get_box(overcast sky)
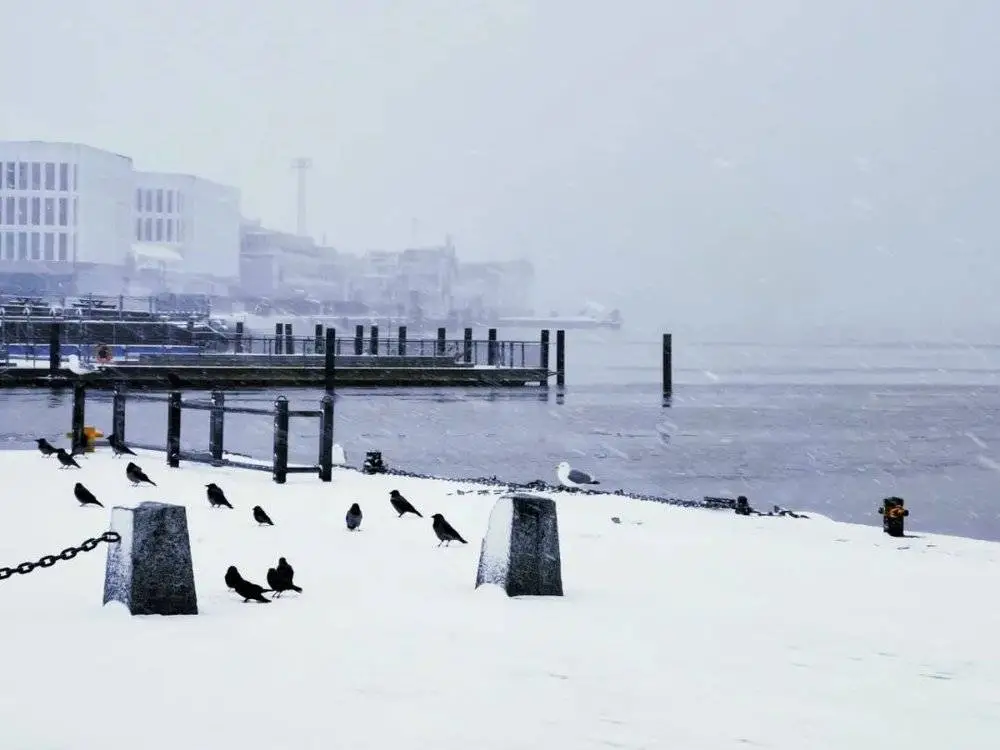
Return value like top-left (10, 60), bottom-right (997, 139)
top-left (5, 0), bottom-right (998, 339)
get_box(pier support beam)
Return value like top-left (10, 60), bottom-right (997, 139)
top-left (398, 326), bottom-right (407, 356)
top-left (463, 328), bottom-right (473, 364)
top-left (437, 327), bottom-right (446, 357)
top-left (487, 328), bottom-right (497, 366)
top-left (319, 393), bottom-right (334, 483)
top-left (662, 333), bottom-right (673, 407)
top-left (273, 396), bottom-right (289, 485)
top-left (354, 325), bottom-right (364, 356)
top-left (71, 383), bottom-right (86, 454)
top-left (540, 329), bottom-right (550, 385)
top-left (555, 329), bottom-right (566, 390)
top-left (324, 328), bottom-right (336, 394)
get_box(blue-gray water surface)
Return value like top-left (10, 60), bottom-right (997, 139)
top-left (3, 330), bottom-right (999, 542)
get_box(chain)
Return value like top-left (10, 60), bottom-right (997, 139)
top-left (0, 531), bottom-right (121, 582)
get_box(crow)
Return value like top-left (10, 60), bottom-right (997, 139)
top-left (224, 565), bottom-right (244, 590)
top-left (106, 432), bottom-right (136, 457)
top-left (389, 490), bottom-right (422, 518)
top-left (231, 575), bottom-right (271, 603)
top-left (55, 448), bottom-right (81, 469)
top-left (276, 557), bottom-right (295, 584)
top-left (252, 505), bottom-right (274, 526)
top-left (345, 502), bottom-right (362, 531)
top-left (431, 513), bottom-right (468, 547)
top-left (206, 483), bottom-right (233, 509)
top-left (36, 438), bottom-right (57, 457)
top-left (266, 566), bottom-right (302, 597)
top-left (126, 462), bottom-right (156, 486)
top-left (74, 482), bottom-right (102, 507)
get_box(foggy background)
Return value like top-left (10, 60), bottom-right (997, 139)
top-left (5, 0), bottom-right (998, 341)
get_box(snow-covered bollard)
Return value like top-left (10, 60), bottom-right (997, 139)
top-left (475, 493), bottom-right (563, 597)
top-left (103, 502), bottom-right (198, 615)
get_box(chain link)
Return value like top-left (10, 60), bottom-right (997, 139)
top-left (0, 531), bottom-right (121, 582)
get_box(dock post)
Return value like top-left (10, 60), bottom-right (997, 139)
top-left (555, 329), bottom-right (566, 390)
top-left (370, 325), bottom-right (379, 355)
top-left (463, 328), bottom-right (473, 364)
top-left (284, 323), bottom-right (294, 355)
top-left (71, 383), bottom-right (86, 454)
top-left (324, 328), bottom-right (336, 394)
top-left (437, 327), bottom-right (446, 356)
top-left (272, 396), bottom-right (289, 485)
top-left (487, 328), bottom-right (497, 366)
top-left (398, 325), bottom-right (407, 356)
top-left (166, 391), bottom-right (182, 468)
top-left (354, 324), bottom-right (364, 356)
top-left (314, 323), bottom-right (324, 354)
top-left (48, 321), bottom-right (61, 373)
top-left (209, 391), bottom-right (225, 463)
top-left (112, 386), bottom-right (127, 443)
top-left (540, 329), bottom-right (551, 385)
top-left (319, 393), bottom-right (334, 483)
top-left (274, 323), bottom-right (284, 355)
top-left (234, 321), bottom-right (244, 353)
top-left (662, 333), bottom-right (673, 407)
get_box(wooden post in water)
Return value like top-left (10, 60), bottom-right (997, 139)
top-left (274, 323), bottom-right (284, 355)
top-left (234, 321), bottom-right (244, 353)
top-left (112, 386), bottom-right (127, 442)
top-left (319, 393), bottom-right (334, 483)
top-left (48, 322), bottom-right (61, 373)
top-left (272, 396), bottom-right (290, 485)
top-left (166, 391), bottom-right (182, 468)
top-left (398, 326), bottom-right (407, 356)
top-left (354, 325), bottom-right (364, 356)
top-left (555, 329), bottom-right (566, 390)
top-left (71, 383), bottom-right (86, 454)
top-left (662, 333), bottom-right (673, 407)
top-left (284, 323), bottom-right (294, 355)
top-left (324, 328), bottom-right (336, 394)
top-left (437, 327), bottom-right (447, 356)
top-left (487, 328), bottom-right (497, 366)
top-left (314, 323), bottom-right (324, 354)
top-left (370, 325), bottom-right (379, 356)
top-left (540, 329), bottom-right (550, 387)
top-left (209, 391), bottom-right (225, 462)
top-left (463, 328), bottom-right (473, 364)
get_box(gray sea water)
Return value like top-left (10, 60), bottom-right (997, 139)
top-left (3, 329), bottom-right (1000, 542)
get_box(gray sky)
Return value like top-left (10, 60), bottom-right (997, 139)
top-left (5, 0), bottom-right (999, 339)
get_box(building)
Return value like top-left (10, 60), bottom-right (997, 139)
top-left (453, 259), bottom-right (534, 318)
top-left (239, 221), bottom-right (345, 303)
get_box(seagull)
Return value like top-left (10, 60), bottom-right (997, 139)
top-left (556, 461), bottom-right (600, 489)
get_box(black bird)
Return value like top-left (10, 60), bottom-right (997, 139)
top-left (36, 438), bottom-right (57, 457)
top-left (266, 566), bottom-right (303, 597)
top-left (252, 505), bottom-right (274, 526)
top-left (345, 502), bottom-right (362, 531)
top-left (276, 557), bottom-right (295, 584)
top-left (389, 490), bottom-right (422, 518)
top-left (225, 565), bottom-right (244, 590)
top-left (74, 482), bottom-right (102, 507)
top-left (431, 513), bottom-right (468, 547)
top-left (231, 576), bottom-right (271, 603)
top-left (55, 448), bottom-right (81, 469)
top-left (106, 432), bottom-right (136, 458)
top-left (206, 483), bottom-right (233, 509)
top-left (126, 462), bottom-right (157, 486)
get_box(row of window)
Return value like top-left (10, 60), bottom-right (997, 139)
top-left (136, 188), bottom-right (184, 214)
top-left (0, 161), bottom-right (76, 192)
top-left (0, 196), bottom-right (73, 227)
top-left (0, 231), bottom-right (71, 262)
top-left (136, 216), bottom-right (184, 243)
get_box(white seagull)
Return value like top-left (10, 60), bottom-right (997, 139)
top-left (557, 461), bottom-right (600, 489)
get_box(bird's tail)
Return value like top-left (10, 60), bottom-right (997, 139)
top-left (148, 480), bottom-right (158, 486)
top-left (290, 585), bottom-right (303, 593)
top-left (414, 510), bottom-right (423, 518)
top-left (590, 480), bottom-right (601, 485)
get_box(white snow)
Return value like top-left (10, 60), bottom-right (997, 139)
top-left (2, 448), bottom-right (1000, 748)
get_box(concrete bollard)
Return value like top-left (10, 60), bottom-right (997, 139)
top-left (475, 493), bottom-right (563, 597)
top-left (103, 502), bottom-right (198, 615)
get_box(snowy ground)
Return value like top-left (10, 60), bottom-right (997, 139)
top-left (2, 448), bottom-right (999, 749)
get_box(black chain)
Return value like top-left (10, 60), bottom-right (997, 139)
top-left (0, 531), bottom-right (121, 582)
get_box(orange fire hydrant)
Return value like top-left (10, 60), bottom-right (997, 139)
top-left (65, 426), bottom-right (104, 453)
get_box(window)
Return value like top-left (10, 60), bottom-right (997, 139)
top-left (136, 189), bottom-right (142, 212)
top-left (72, 233), bottom-right (77, 258)
top-left (156, 189), bottom-right (163, 213)
top-left (72, 197), bottom-right (77, 226)
top-left (166, 191), bottom-right (174, 213)
top-left (18, 163), bottom-right (28, 189)
top-left (44, 198), bottom-right (54, 226)
top-left (44, 233), bottom-right (54, 261)
top-left (58, 198), bottom-right (67, 226)
top-left (166, 219), bottom-right (173, 241)
top-left (72, 163), bottom-right (78, 190)
top-left (178, 220), bottom-right (184, 242)
top-left (144, 190), bottom-right (152, 212)
top-left (155, 218), bottom-right (163, 241)
top-left (135, 218), bottom-right (142, 240)
top-left (18, 231), bottom-right (27, 259)
top-left (44, 163), bottom-right (55, 190)
top-left (30, 197), bottom-right (41, 225)
top-left (59, 163), bottom-right (69, 191)
top-left (177, 192), bottom-right (183, 212)
top-left (4, 232), bottom-right (14, 260)
top-left (17, 197), bottom-right (27, 225)
top-left (0, 197), bottom-right (3, 225)
top-left (5, 162), bottom-right (14, 188)
top-left (5, 197), bottom-right (13, 224)
top-left (58, 233), bottom-right (68, 261)
top-left (144, 217), bottom-right (152, 241)
top-left (31, 162), bottom-right (41, 190)
top-left (31, 232), bottom-right (40, 260)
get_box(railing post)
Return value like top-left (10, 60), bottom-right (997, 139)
top-left (112, 386), bottom-right (127, 442)
top-left (354, 324), bottom-right (364, 355)
top-left (209, 390), bottom-right (225, 463)
top-left (487, 328), bottom-right (497, 366)
top-left (314, 323), bottom-right (324, 354)
top-left (398, 325), bottom-right (407, 356)
top-left (71, 382), bottom-right (86, 454)
top-left (284, 323), bottom-right (294, 355)
top-left (274, 323), bottom-right (284, 355)
top-left (463, 327), bottom-right (473, 364)
top-left (234, 321), bottom-right (244, 353)
top-left (540, 329), bottom-right (550, 386)
top-left (324, 328), bottom-right (336, 394)
top-left (370, 325), bottom-right (379, 355)
top-left (556, 329), bottom-right (566, 390)
top-left (437, 327), bottom-right (446, 356)
top-left (662, 333), bottom-right (673, 407)
top-left (166, 390), bottom-right (182, 468)
top-left (319, 394), bottom-right (334, 483)
top-left (272, 396), bottom-right (289, 484)
top-left (48, 321), bottom-right (61, 373)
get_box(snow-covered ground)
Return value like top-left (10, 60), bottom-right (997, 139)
top-left (2, 448), bottom-right (999, 749)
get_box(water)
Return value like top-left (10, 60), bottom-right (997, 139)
top-left (3, 329), bottom-right (1000, 542)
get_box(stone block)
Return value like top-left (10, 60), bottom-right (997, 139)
top-left (476, 493), bottom-right (563, 597)
top-left (103, 502), bottom-right (198, 615)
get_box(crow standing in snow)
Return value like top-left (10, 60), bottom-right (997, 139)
top-left (231, 575), bottom-right (271, 603)
top-left (431, 514), bottom-right (468, 547)
top-left (389, 490), bottom-right (422, 518)
top-left (55, 448), bottom-right (81, 469)
top-left (252, 505), bottom-right (274, 526)
top-left (225, 565), bottom-right (244, 590)
top-left (126, 462), bottom-right (156, 486)
top-left (266, 562), bottom-right (302, 597)
top-left (74, 482), bottom-right (102, 507)
top-left (36, 438), bottom-right (57, 457)
top-left (106, 432), bottom-right (137, 457)
top-left (345, 502), bottom-right (362, 530)
top-left (206, 483), bottom-right (233, 508)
